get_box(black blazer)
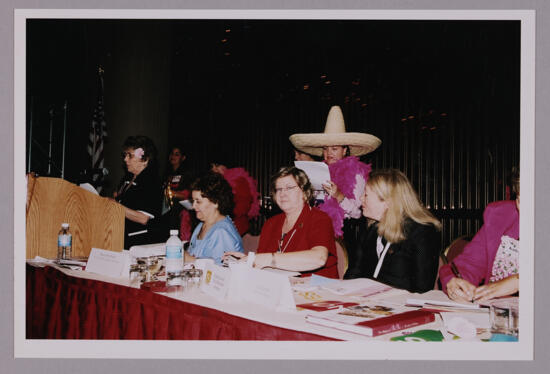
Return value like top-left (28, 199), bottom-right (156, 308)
top-left (344, 220), bottom-right (441, 293)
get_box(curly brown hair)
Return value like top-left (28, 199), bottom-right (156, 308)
top-left (190, 172), bottom-right (235, 216)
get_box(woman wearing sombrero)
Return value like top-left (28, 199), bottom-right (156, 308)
top-left (289, 106), bottom-right (381, 254)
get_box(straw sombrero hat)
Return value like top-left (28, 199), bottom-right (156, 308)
top-left (289, 106), bottom-right (381, 157)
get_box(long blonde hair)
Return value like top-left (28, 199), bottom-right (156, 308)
top-left (368, 169), bottom-right (441, 243)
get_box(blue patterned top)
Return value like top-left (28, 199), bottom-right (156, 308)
top-left (187, 216), bottom-right (244, 264)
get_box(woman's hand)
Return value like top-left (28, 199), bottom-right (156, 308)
top-left (221, 251), bottom-right (247, 266)
top-left (322, 181), bottom-right (345, 203)
top-left (446, 277), bottom-right (476, 302)
top-left (473, 275), bottom-right (519, 302)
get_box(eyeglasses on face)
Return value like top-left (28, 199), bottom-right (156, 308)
top-left (274, 185), bottom-right (299, 194)
top-left (121, 151), bottom-right (134, 159)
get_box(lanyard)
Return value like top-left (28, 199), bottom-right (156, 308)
top-left (278, 229), bottom-right (297, 254)
top-left (373, 235), bottom-right (391, 279)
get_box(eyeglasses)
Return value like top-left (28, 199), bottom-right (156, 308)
top-left (121, 151), bottom-right (134, 159)
top-left (274, 185), bottom-right (299, 194)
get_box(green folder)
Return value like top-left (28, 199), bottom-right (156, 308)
top-left (391, 329), bottom-right (445, 342)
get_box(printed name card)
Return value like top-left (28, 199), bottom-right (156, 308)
top-left (230, 266), bottom-right (296, 311)
top-left (85, 248), bottom-right (131, 278)
top-left (200, 261), bottom-right (231, 300)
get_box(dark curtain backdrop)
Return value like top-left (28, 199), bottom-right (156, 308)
top-left (26, 19), bottom-right (520, 248)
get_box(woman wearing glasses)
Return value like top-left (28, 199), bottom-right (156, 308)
top-left (224, 166), bottom-right (338, 278)
top-left (114, 135), bottom-right (162, 249)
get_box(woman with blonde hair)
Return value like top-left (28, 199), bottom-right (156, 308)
top-left (344, 169), bottom-right (441, 293)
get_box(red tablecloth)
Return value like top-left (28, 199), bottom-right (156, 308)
top-left (26, 264), bottom-right (336, 340)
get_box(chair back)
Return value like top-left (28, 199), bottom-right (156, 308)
top-left (444, 235), bottom-right (472, 263)
top-left (434, 235), bottom-right (472, 289)
top-left (242, 233), bottom-right (260, 255)
top-left (26, 175), bottom-right (125, 259)
top-left (335, 240), bottom-right (348, 279)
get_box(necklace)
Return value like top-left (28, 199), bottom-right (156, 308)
top-left (278, 228), bottom-right (297, 254)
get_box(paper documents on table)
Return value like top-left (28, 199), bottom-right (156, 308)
top-left (129, 243), bottom-right (166, 257)
top-left (321, 278), bottom-right (393, 297)
top-left (440, 311), bottom-right (491, 329)
top-left (262, 267), bottom-right (302, 277)
top-left (405, 290), bottom-right (482, 310)
top-left (294, 161), bottom-right (331, 191)
top-left (305, 303), bottom-right (434, 337)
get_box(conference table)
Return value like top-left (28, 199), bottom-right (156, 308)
top-left (25, 261), bottom-right (475, 341)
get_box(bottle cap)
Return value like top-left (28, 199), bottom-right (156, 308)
top-left (61, 223), bottom-right (69, 228)
top-left (170, 229), bottom-right (179, 236)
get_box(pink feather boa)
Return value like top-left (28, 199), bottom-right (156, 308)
top-left (319, 156), bottom-right (372, 237)
top-left (223, 167), bottom-right (260, 218)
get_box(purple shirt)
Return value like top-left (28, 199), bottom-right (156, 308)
top-left (439, 200), bottom-right (519, 292)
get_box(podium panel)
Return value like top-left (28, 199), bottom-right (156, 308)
top-left (26, 176), bottom-right (125, 259)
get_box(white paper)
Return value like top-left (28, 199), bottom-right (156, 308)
top-left (78, 183), bottom-right (99, 195)
top-left (200, 262), bottom-right (231, 301)
top-left (226, 262), bottom-right (249, 302)
top-left (444, 316), bottom-right (478, 339)
top-left (322, 278), bottom-right (393, 296)
top-left (440, 311), bottom-right (491, 329)
top-left (179, 199), bottom-right (193, 210)
top-left (406, 290), bottom-right (481, 310)
top-left (238, 267), bottom-right (296, 311)
top-left (129, 242), bottom-right (167, 258)
top-left (262, 267), bottom-right (302, 277)
top-left (85, 248), bottom-right (131, 278)
top-left (294, 161), bottom-right (331, 191)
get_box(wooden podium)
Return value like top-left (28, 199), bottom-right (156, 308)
top-left (26, 175), bottom-right (125, 259)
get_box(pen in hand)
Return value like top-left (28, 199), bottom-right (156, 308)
top-left (449, 261), bottom-right (474, 303)
top-left (450, 261), bottom-right (462, 279)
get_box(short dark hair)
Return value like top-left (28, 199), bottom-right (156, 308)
top-left (190, 172), bottom-right (235, 216)
top-left (270, 166), bottom-right (314, 206)
top-left (122, 135), bottom-right (157, 162)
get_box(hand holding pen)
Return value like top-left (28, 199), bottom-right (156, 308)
top-left (446, 262), bottom-right (476, 303)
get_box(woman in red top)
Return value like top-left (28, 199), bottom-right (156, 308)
top-left (224, 166), bottom-right (338, 278)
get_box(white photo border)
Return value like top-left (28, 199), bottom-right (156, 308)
top-left (14, 8), bottom-right (535, 360)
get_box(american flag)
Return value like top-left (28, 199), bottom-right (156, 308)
top-left (87, 67), bottom-right (107, 192)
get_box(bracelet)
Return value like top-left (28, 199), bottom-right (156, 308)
top-left (271, 252), bottom-right (276, 268)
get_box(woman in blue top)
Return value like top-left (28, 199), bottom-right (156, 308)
top-left (185, 172), bottom-right (243, 264)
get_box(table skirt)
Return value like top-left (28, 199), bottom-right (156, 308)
top-left (26, 264), bottom-right (335, 340)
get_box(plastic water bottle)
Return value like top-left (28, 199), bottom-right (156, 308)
top-left (165, 229), bottom-right (183, 286)
top-left (57, 223), bottom-right (72, 260)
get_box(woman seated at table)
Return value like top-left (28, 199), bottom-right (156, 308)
top-left (114, 135), bottom-right (162, 249)
top-left (184, 172), bottom-right (244, 265)
top-left (224, 166), bottom-right (338, 278)
top-left (344, 169), bottom-right (441, 293)
top-left (440, 170), bottom-right (520, 303)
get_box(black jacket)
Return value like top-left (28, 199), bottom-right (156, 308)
top-left (344, 220), bottom-right (441, 293)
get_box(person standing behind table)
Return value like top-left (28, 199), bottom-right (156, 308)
top-left (344, 169), bottom-right (442, 294)
top-left (223, 166), bottom-right (338, 278)
top-left (114, 135), bottom-right (162, 249)
top-left (294, 147), bottom-right (316, 162)
top-left (210, 159), bottom-right (260, 236)
top-left (185, 172), bottom-right (243, 265)
top-left (289, 105), bottom-right (381, 266)
top-left (440, 170), bottom-right (520, 303)
top-left (162, 145), bottom-right (195, 241)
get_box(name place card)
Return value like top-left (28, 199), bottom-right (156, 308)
top-left (200, 261), bottom-right (231, 300)
top-left (231, 266), bottom-right (296, 311)
top-left (85, 248), bottom-right (131, 278)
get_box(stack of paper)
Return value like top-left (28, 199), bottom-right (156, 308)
top-left (321, 278), bottom-right (393, 297)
